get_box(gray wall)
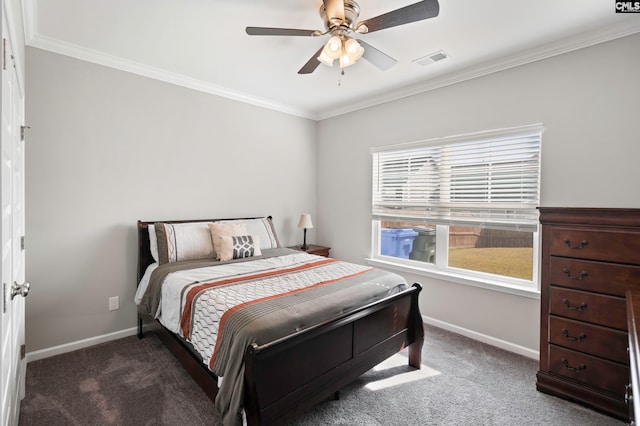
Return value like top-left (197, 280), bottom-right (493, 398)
top-left (316, 33), bottom-right (640, 353)
top-left (25, 47), bottom-right (318, 352)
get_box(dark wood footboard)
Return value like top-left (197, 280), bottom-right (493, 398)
top-left (243, 283), bottom-right (423, 425)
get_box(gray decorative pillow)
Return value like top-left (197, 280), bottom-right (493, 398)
top-left (218, 235), bottom-right (262, 262)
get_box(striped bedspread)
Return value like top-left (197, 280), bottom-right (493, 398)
top-left (136, 248), bottom-right (408, 425)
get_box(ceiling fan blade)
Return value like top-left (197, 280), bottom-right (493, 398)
top-left (356, 0), bottom-right (439, 34)
top-left (298, 46), bottom-right (325, 75)
top-left (246, 27), bottom-right (321, 37)
top-left (323, 0), bottom-right (345, 25)
top-left (358, 40), bottom-right (397, 71)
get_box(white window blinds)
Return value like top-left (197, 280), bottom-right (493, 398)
top-left (372, 124), bottom-right (542, 231)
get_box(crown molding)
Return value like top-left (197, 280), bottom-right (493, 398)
top-left (316, 21), bottom-right (640, 120)
top-left (26, 33), bottom-right (319, 120)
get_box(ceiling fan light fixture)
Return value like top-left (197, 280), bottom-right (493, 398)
top-left (326, 36), bottom-right (342, 56)
top-left (339, 53), bottom-right (356, 68)
top-left (344, 38), bottom-right (364, 61)
top-left (340, 55), bottom-right (355, 68)
top-left (318, 34), bottom-right (348, 67)
top-left (317, 49), bottom-right (335, 67)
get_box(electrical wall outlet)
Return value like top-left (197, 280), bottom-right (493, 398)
top-left (108, 296), bottom-right (119, 311)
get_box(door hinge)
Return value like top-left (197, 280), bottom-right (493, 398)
top-left (20, 126), bottom-right (30, 142)
top-left (2, 38), bottom-right (6, 71)
top-left (20, 236), bottom-right (24, 250)
top-left (2, 282), bottom-right (5, 313)
top-left (20, 344), bottom-right (25, 360)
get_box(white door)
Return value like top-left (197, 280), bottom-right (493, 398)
top-left (0, 11), bottom-right (27, 426)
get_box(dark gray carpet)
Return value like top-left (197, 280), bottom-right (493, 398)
top-left (19, 325), bottom-right (623, 425)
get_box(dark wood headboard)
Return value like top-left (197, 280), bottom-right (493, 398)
top-left (136, 216), bottom-right (272, 284)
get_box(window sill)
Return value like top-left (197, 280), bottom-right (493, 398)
top-left (366, 257), bottom-right (541, 300)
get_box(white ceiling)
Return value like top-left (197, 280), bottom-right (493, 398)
top-left (23, 0), bottom-right (640, 120)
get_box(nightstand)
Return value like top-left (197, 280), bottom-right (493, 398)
top-left (288, 244), bottom-right (331, 257)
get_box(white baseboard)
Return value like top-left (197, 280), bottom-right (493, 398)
top-left (25, 319), bottom-right (539, 363)
top-left (25, 327), bottom-right (138, 363)
top-left (423, 316), bottom-right (539, 360)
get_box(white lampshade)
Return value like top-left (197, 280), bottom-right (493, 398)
top-left (297, 213), bottom-right (313, 229)
top-left (340, 38), bottom-right (363, 68)
top-left (317, 49), bottom-right (335, 67)
top-left (325, 36), bottom-right (342, 58)
top-left (339, 54), bottom-right (355, 68)
top-left (344, 38), bottom-right (363, 59)
top-left (318, 36), bottom-right (343, 67)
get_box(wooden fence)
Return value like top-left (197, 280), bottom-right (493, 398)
top-left (382, 222), bottom-right (532, 249)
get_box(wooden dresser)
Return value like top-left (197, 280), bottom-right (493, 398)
top-left (537, 208), bottom-right (640, 421)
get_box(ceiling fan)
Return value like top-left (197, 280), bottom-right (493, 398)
top-left (246, 0), bottom-right (440, 74)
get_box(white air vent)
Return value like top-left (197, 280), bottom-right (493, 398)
top-left (413, 50), bottom-right (448, 67)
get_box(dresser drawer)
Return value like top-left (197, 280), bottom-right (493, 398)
top-left (549, 257), bottom-right (640, 296)
top-left (549, 286), bottom-right (627, 330)
top-left (549, 316), bottom-right (628, 364)
top-left (549, 227), bottom-right (640, 264)
top-left (549, 346), bottom-right (629, 396)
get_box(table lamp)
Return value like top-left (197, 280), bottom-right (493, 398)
top-left (297, 213), bottom-right (313, 250)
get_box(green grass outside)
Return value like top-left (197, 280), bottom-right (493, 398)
top-left (448, 247), bottom-right (533, 280)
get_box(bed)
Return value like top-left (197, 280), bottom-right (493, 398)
top-left (135, 216), bottom-right (424, 425)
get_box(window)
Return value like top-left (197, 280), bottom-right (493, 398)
top-left (371, 124), bottom-right (542, 291)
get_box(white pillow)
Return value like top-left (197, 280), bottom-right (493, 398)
top-left (155, 222), bottom-right (215, 264)
top-left (214, 217), bottom-right (280, 251)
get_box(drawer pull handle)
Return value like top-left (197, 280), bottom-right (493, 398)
top-left (563, 239), bottom-right (588, 250)
top-left (561, 328), bottom-right (586, 342)
top-left (562, 268), bottom-right (588, 280)
top-left (561, 358), bottom-right (586, 372)
top-left (562, 298), bottom-right (587, 312)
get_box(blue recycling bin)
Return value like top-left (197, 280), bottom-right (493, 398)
top-left (381, 228), bottom-right (419, 259)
